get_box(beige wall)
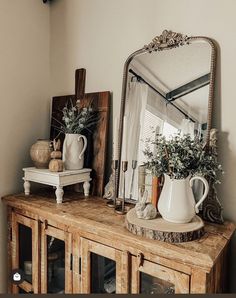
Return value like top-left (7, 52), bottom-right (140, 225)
top-left (0, 0), bottom-right (50, 292)
top-left (0, 0), bottom-right (235, 293)
top-left (50, 0), bottom-right (236, 292)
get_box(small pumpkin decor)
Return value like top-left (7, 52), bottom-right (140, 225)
top-left (144, 134), bottom-right (223, 224)
top-left (52, 99), bottom-right (99, 170)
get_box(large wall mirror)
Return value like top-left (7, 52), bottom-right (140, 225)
top-left (116, 30), bottom-right (222, 222)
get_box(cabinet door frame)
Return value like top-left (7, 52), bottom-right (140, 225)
top-left (131, 255), bottom-right (190, 294)
top-left (72, 234), bottom-right (81, 293)
top-left (11, 212), bottom-right (40, 294)
top-left (41, 223), bottom-right (73, 294)
top-left (80, 237), bottom-right (129, 294)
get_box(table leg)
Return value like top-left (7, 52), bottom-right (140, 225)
top-left (24, 180), bottom-right (31, 196)
top-left (55, 186), bottom-right (64, 204)
top-left (83, 181), bottom-right (90, 197)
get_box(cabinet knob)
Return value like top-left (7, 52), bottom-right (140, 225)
top-left (137, 252), bottom-right (144, 268)
top-left (43, 220), bottom-right (48, 230)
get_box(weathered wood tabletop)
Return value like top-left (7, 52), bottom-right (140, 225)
top-left (2, 190), bottom-right (235, 274)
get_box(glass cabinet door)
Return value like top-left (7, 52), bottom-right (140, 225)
top-left (11, 213), bottom-right (39, 294)
top-left (80, 238), bottom-right (129, 294)
top-left (41, 223), bottom-right (72, 294)
top-left (131, 255), bottom-right (190, 294)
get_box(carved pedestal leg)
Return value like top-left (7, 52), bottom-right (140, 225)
top-left (83, 181), bottom-right (90, 197)
top-left (24, 181), bottom-right (31, 196)
top-left (55, 186), bottom-right (64, 204)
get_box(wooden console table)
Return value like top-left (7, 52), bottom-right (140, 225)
top-left (2, 191), bottom-right (235, 294)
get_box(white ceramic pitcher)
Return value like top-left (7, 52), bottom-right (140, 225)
top-left (158, 174), bottom-right (209, 223)
top-left (63, 134), bottom-right (87, 170)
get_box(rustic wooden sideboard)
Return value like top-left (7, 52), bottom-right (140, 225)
top-left (2, 192), bottom-right (235, 294)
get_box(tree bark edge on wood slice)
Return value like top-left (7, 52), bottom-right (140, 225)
top-left (125, 208), bottom-right (205, 243)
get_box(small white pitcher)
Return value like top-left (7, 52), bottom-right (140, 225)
top-left (63, 134), bottom-right (87, 170)
top-left (158, 174), bottom-right (209, 223)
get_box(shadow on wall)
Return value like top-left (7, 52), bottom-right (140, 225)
top-left (212, 40), bottom-right (221, 134)
top-left (105, 92), bottom-right (114, 185)
top-left (213, 41), bottom-right (236, 292)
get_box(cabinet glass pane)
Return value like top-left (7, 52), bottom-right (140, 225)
top-left (140, 272), bottom-right (175, 294)
top-left (91, 253), bottom-right (116, 294)
top-left (19, 224), bottom-right (32, 284)
top-left (47, 236), bottom-right (65, 294)
top-left (19, 287), bottom-right (28, 294)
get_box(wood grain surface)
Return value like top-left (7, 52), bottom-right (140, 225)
top-left (3, 192), bottom-right (235, 273)
top-left (125, 208), bottom-right (205, 243)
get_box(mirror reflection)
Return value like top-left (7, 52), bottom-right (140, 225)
top-left (119, 40), bottom-right (212, 201)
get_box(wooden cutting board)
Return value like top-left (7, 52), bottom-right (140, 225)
top-left (50, 69), bottom-right (111, 197)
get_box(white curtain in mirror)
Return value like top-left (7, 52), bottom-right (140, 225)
top-left (180, 118), bottom-right (195, 139)
top-left (119, 81), bottom-right (148, 200)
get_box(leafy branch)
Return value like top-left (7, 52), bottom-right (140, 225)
top-left (144, 134), bottom-right (223, 184)
top-left (52, 99), bottom-right (99, 135)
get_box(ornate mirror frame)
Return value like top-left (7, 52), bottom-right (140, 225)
top-left (116, 30), bottom-right (223, 224)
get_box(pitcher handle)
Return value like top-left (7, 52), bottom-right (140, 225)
top-left (190, 176), bottom-right (209, 213)
top-left (78, 135), bottom-right (87, 159)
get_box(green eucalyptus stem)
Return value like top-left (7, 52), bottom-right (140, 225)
top-left (143, 133), bottom-right (223, 183)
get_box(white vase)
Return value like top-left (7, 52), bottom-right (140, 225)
top-left (158, 174), bottom-right (209, 223)
top-left (63, 134), bottom-right (87, 170)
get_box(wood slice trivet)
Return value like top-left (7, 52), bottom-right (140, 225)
top-left (125, 208), bottom-right (205, 243)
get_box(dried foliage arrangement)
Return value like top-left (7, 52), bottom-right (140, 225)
top-left (144, 134), bottom-right (223, 184)
top-left (52, 99), bottom-right (99, 135)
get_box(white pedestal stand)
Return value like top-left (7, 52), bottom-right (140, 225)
top-left (23, 167), bottom-right (92, 204)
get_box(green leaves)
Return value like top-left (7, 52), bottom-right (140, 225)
top-left (144, 134), bottom-right (223, 184)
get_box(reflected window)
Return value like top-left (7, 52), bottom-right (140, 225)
top-left (162, 121), bottom-right (178, 139)
top-left (138, 108), bottom-right (178, 164)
